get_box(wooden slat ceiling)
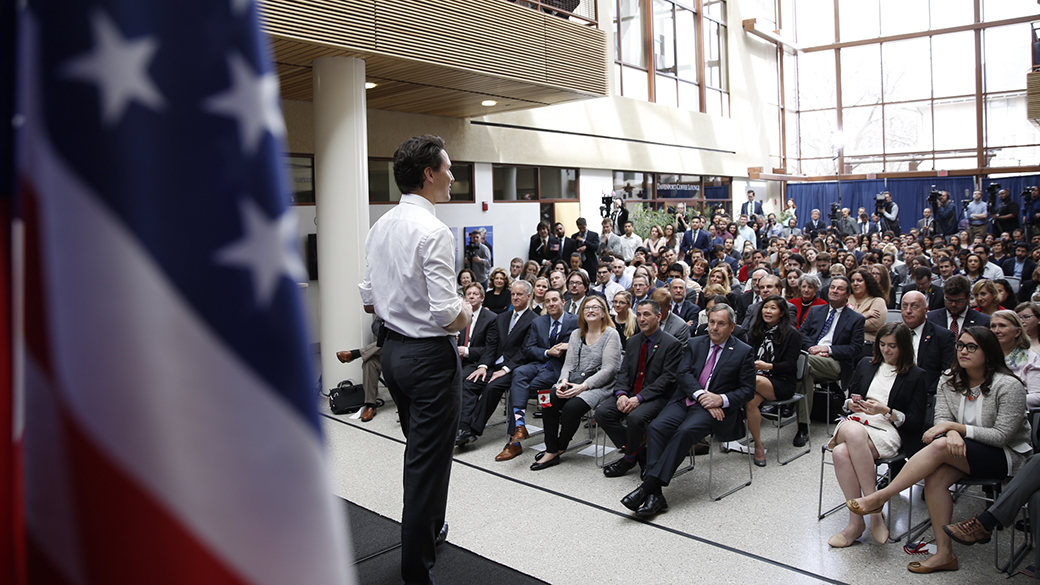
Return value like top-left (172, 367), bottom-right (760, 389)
top-left (260, 0), bottom-right (609, 118)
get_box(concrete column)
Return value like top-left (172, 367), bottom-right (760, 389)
top-left (313, 57), bottom-right (369, 391)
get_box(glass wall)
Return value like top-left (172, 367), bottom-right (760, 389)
top-left (369, 159), bottom-right (474, 203)
top-left (613, 0), bottom-right (727, 114)
top-left (612, 170), bottom-right (730, 216)
top-left (783, 0), bottom-right (1040, 176)
top-left (493, 165), bottom-right (579, 201)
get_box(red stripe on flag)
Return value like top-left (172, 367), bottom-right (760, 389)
top-left (60, 405), bottom-right (252, 585)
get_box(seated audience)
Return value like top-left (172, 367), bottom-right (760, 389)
top-left (620, 303), bottom-right (754, 517)
top-left (972, 279), bottom-right (1002, 317)
top-left (457, 268), bottom-right (476, 297)
top-left (591, 262), bottom-right (625, 311)
top-left (784, 268), bottom-right (803, 301)
top-left (534, 296), bottom-right (622, 470)
top-left (791, 273), bottom-right (827, 329)
top-left (846, 327), bottom-right (1031, 574)
top-left (745, 295), bottom-right (802, 466)
top-left (827, 322), bottom-right (926, 548)
top-left (927, 274), bottom-right (991, 333)
top-left (612, 290), bottom-right (638, 345)
top-left (651, 288), bottom-right (691, 346)
top-left (848, 268), bottom-right (888, 352)
top-left (1016, 301), bottom-right (1040, 355)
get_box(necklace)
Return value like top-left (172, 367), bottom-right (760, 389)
top-left (967, 385), bottom-right (982, 401)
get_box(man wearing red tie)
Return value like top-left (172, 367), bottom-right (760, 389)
top-left (622, 302), bottom-right (755, 517)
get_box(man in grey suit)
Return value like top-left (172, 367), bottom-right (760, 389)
top-left (944, 454), bottom-right (1040, 546)
top-left (652, 288), bottom-right (690, 346)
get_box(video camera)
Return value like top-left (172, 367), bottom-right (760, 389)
top-left (599, 194), bottom-right (613, 218)
top-left (828, 202), bottom-right (841, 222)
top-left (928, 185), bottom-right (941, 207)
top-left (874, 192), bottom-right (887, 214)
top-left (986, 183), bottom-right (1002, 212)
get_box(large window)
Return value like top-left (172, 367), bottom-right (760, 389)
top-left (783, 0), bottom-right (1040, 176)
top-left (613, 0), bottom-right (728, 114)
top-left (492, 165), bottom-right (579, 201)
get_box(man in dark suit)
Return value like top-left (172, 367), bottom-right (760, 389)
top-left (554, 222), bottom-right (579, 266)
top-left (495, 289), bottom-right (578, 460)
top-left (572, 217), bottom-right (600, 276)
top-left (804, 209), bottom-right (826, 240)
top-left (667, 277), bottom-right (700, 328)
top-left (736, 268), bottom-right (767, 325)
top-left (794, 276), bottom-right (866, 447)
top-left (595, 299), bottom-right (683, 478)
top-left (900, 266), bottom-right (945, 311)
top-left (741, 275), bottom-right (797, 330)
top-left (680, 216), bottom-right (712, 262)
top-left (740, 190), bottom-right (764, 222)
top-left (455, 284), bottom-right (498, 444)
top-left (457, 281), bottom-right (538, 446)
top-left (1003, 241), bottom-right (1037, 283)
top-left (621, 303), bottom-right (755, 517)
top-left (901, 291), bottom-right (956, 402)
top-left (926, 274), bottom-right (991, 334)
top-left (529, 221), bottom-right (559, 267)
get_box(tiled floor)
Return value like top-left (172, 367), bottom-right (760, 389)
top-left (323, 392), bottom-right (1029, 585)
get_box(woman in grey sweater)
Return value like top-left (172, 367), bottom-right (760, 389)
top-left (532, 295), bottom-right (622, 471)
top-left (846, 327), bottom-right (1031, 574)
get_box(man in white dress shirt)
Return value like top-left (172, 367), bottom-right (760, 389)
top-left (359, 135), bottom-right (472, 585)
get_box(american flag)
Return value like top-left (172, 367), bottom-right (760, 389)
top-left (13, 1), bottom-right (353, 583)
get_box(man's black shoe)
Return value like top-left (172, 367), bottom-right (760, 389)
top-left (455, 429), bottom-right (476, 447)
top-left (621, 485), bottom-right (648, 511)
top-left (604, 456), bottom-right (638, 478)
top-left (793, 427), bottom-right (810, 447)
top-left (635, 493), bottom-right (668, 518)
top-left (436, 523), bottom-right (448, 546)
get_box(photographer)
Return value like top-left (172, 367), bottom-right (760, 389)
top-left (933, 190), bottom-right (958, 236)
top-left (993, 188), bottom-right (1019, 236)
top-left (1023, 186), bottom-right (1040, 241)
top-left (465, 228), bottom-right (492, 288)
top-left (877, 191), bottom-right (901, 236)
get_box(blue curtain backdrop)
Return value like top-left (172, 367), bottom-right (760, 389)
top-left (785, 177), bottom-right (987, 232)
top-left (786, 175), bottom-right (1040, 234)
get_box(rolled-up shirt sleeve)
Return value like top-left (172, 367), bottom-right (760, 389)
top-left (421, 226), bottom-right (463, 329)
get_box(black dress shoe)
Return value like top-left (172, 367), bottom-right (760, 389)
top-left (603, 456), bottom-right (638, 478)
top-left (436, 522), bottom-right (448, 546)
top-left (530, 456), bottom-right (561, 471)
top-left (635, 493), bottom-right (668, 518)
top-left (455, 429), bottom-right (476, 447)
top-left (793, 428), bottom-right (810, 447)
top-left (534, 450), bottom-right (546, 462)
top-left (621, 485), bottom-right (649, 511)
top-left (781, 404), bottom-right (796, 418)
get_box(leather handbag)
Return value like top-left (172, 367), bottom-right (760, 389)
top-left (329, 380), bottom-right (365, 414)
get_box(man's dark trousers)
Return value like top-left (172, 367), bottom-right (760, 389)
top-left (382, 334), bottom-right (461, 585)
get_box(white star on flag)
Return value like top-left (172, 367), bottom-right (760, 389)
top-left (215, 198), bottom-right (305, 307)
top-left (62, 9), bottom-right (165, 125)
top-left (203, 53), bottom-right (285, 154)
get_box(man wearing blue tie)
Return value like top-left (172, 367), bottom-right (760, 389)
top-left (680, 216), bottom-right (711, 262)
top-left (494, 289), bottom-right (579, 461)
top-left (793, 276), bottom-right (866, 447)
top-left (741, 190), bottom-right (764, 222)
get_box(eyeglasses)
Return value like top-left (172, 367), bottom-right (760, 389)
top-left (944, 296), bottom-right (968, 305)
top-left (955, 341), bottom-right (980, 353)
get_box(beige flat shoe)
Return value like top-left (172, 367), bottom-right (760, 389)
top-left (828, 532), bottom-right (858, 548)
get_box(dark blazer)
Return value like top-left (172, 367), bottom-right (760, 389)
top-left (615, 329), bottom-right (683, 403)
top-left (747, 325), bottom-right (802, 392)
top-left (847, 358), bottom-right (929, 456)
top-left (800, 304), bottom-right (866, 389)
top-left (680, 229), bottom-right (712, 260)
top-left (572, 229), bottom-right (600, 275)
top-left (804, 219), bottom-right (826, 240)
top-left (1002, 257), bottom-right (1037, 281)
top-left (926, 308), bottom-right (991, 330)
top-left (523, 313), bottom-right (580, 377)
top-left (741, 200), bottom-right (764, 219)
top-left (736, 290), bottom-right (755, 324)
top-left (741, 299), bottom-right (798, 331)
top-left (529, 234), bottom-right (560, 266)
top-left (480, 309), bottom-right (538, 372)
top-left (710, 255), bottom-right (738, 273)
top-left (913, 320), bottom-right (956, 395)
top-left (672, 300), bottom-right (700, 324)
top-left (692, 322), bottom-right (749, 345)
top-left (901, 282), bottom-right (945, 311)
top-left (557, 235), bottom-right (579, 265)
top-left (673, 334), bottom-right (756, 441)
top-left (459, 307), bottom-right (497, 367)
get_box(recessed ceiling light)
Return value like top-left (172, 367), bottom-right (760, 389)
top-left (365, 82), bottom-right (377, 89)
top-left (481, 100), bottom-right (497, 107)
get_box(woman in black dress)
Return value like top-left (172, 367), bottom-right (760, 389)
top-left (746, 295), bottom-right (801, 466)
top-left (482, 268), bottom-right (512, 314)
